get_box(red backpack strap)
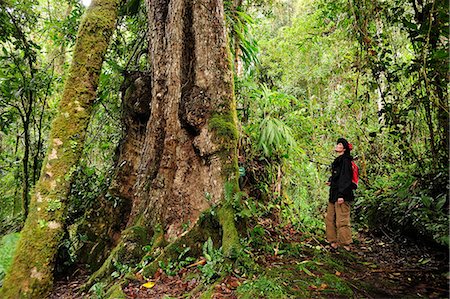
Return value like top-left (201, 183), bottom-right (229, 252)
top-left (351, 161), bottom-right (359, 189)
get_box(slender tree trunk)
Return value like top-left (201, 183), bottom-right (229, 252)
top-left (0, 0), bottom-right (120, 297)
top-left (434, 76), bottom-right (449, 164)
top-left (32, 66), bottom-right (53, 186)
top-left (32, 100), bottom-right (46, 185)
top-left (22, 118), bottom-right (31, 218)
top-left (233, 0), bottom-right (244, 76)
top-left (374, 13), bottom-right (387, 125)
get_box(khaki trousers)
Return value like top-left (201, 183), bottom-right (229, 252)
top-left (325, 202), bottom-right (352, 245)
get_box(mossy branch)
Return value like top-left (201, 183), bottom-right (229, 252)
top-left (0, 0), bottom-right (121, 297)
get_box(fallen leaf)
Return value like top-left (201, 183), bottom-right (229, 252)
top-left (302, 267), bottom-right (315, 277)
top-left (319, 283), bottom-right (328, 290)
top-left (142, 281), bottom-right (155, 289)
top-left (335, 271), bottom-right (341, 276)
top-left (227, 277), bottom-right (240, 288)
top-left (135, 272), bottom-right (144, 281)
top-left (419, 258), bottom-right (431, 265)
top-left (154, 268), bottom-right (163, 280)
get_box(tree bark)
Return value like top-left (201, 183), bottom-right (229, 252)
top-left (86, 0), bottom-right (241, 287)
top-left (0, 0), bottom-right (120, 297)
top-left (74, 71), bottom-right (152, 271)
top-left (134, 0), bottom-right (239, 240)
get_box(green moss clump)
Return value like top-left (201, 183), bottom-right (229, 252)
top-left (105, 284), bottom-right (126, 299)
top-left (149, 224), bottom-right (166, 250)
top-left (198, 287), bottom-right (215, 299)
top-left (319, 273), bottom-right (353, 297)
top-left (217, 205), bottom-right (240, 256)
top-left (84, 226), bottom-right (149, 289)
top-left (122, 226), bottom-right (149, 246)
top-left (209, 112), bottom-right (238, 142)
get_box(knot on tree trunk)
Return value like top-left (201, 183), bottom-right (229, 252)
top-left (180, 85), bottom-right (212, 135)
top-left (121, 71), bottom-right (152, 121)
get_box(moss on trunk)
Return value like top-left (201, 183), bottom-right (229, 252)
top-left (0, 0), bottom-right (120, 297)
top-left (105, 284), bottom-right (127, 298)
top-left (84, 225), bottom-right (150, 288)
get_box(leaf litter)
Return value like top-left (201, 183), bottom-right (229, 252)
top-left (48, 223), bottom-right (448, 298)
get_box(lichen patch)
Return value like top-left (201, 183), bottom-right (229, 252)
top-left (53, 138), bottom-right (63, 147)
top-left (50, 181), bottom-right (57, 190)
top-left (49, 149), bottom-right (58, 160)
top-left (30, 267), bottom-right (45, 281)
top-left (47, 221), bottom-right (61, 230)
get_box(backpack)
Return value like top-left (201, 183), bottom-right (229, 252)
top-left (351, 160), bottom-right (359, 189)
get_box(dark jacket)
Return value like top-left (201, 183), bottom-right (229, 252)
top-left (328, 154), bottom-right (354, 203)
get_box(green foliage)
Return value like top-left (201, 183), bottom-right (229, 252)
top-left (0, 167), bottom-right (21, 219)
top-left (258, 117), bottom-right (296, 158)
top-left (0, 233), bottom-right (20, 286)
top-left (200, 237), bottom-right (227, 283)
top-left (0, 0), bottom-right (78, 222)
top-left (158, 247), bottom-right (195, 277)
top-left (225, 1), bottom-right (259, 71)
top-left (89, 282), bottom-right (107, 299)
top-left (344, 0), bottom-right (449, 244)
top-left (0, 215), bottom-right (23, 237)
top-left (66, 162), bottom-right (111, 223)
top-left (354, 171), bottom-right (449, 246)
top-left (234, 0), bottom-right (449, 247)
top-left (0, 2), bottom-right (446, 296)
top-left (111, 260), bottom-right (132, 279)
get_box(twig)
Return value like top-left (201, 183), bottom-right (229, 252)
top-left (310, 235), bottom-right (326, 250)
top-left (187, 258), bottom-right (206, 268)
top-left (347, 281), bottom-right (374, 299)
top-left (380, 227), bottom-right (394, 242)
top-left (371, 268), bottom-right (438, 273)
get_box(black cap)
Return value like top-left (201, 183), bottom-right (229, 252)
top-left (337, 138), bottom-right (350, 151)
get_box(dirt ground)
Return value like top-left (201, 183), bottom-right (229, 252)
top-left (49, 227), bottom-right (449, 298)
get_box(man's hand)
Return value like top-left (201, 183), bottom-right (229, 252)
top-left (337, 198), bottom-right (344, 204)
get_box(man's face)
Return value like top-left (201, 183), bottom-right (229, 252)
top-left (335, 143), bottom-right (345, 154)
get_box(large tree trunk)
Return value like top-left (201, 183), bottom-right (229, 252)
top-left (134, 0), bottom-right (239, 241)
top-left (0, 0), bottom-right (120, 297)
top-left (86, 0), bottom-right (240, 288)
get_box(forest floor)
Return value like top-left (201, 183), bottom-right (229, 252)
top-left (50, 222), bottom-right (449, 299)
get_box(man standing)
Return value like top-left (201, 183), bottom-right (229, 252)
top-left (325, 138), bottom-right (354, 251)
